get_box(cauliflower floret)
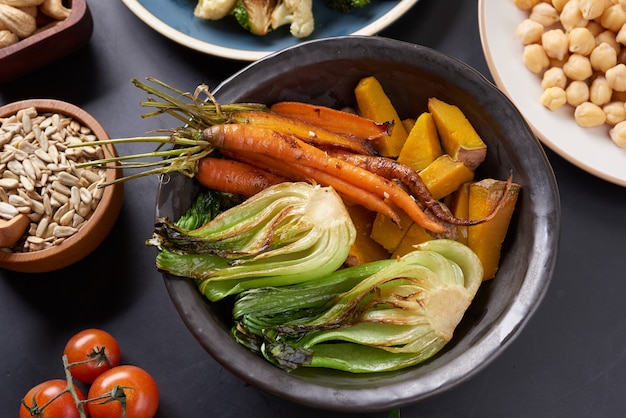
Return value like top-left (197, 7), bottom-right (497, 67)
top-left (194, 0), bottom-right (238, 20)
top-left (270, 0), bottom-right (314, 38)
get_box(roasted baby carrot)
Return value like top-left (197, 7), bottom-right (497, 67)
top-left (196, 157), bottom-right (285, 197)
top-left (202, 124), bottom-right (448, 234)
top-left (227, 151), bottom-right (402, 225)
top-left (231, 110), bottom-right (376, 156)
top-left (269, 101), bottom-right (392, 141)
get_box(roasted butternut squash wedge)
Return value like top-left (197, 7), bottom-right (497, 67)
top-left (428, 97), bottom-right (487, 170)
top-left (391, 223), bottom-right (433, 258)
top-left (468, 178), bottom-right (521, 280)
top-left (369, 201), bottom-right (413, 252)
top-left (418, 154), bottom-right (475, 200)
top-left (345, 204), bottom-right (390, 266)
top-left (402, 118), bottom-right (416, 132)
top-left (355, 76), bottom-right (408, 157)
top-left (397, 112), bottom-right (443, 171)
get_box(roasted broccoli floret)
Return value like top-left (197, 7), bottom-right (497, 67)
top-left (230, 0), bottom-right (314, 38)
top-left (324, 0), bottom-right (370, 13)
top-left (230, 0), bottom-right (275, 36)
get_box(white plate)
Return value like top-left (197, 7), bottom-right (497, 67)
top-left (478, 0), bottom-right (626, 187)
top-left (122, 0), bottom-right (420, 62)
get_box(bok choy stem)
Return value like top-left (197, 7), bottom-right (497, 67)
top-left (232, 239), bottom-right (483, 373)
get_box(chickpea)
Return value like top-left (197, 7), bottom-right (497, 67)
top-left (566, 80), bottom-right (591, 106)
top-left (600, 4), bottom-right (626, 33)
top-left (542, 29), bottom-right (569, 60)
top-left (590, 42), bottom-right (618, 72)
top-left (605, 63), bottom-right (626, 90)
top-left (603, 101), bottom-right (626, 125)
top-left (574, 101), bottom-right (607, 126)
top-left (523, 44), bottom-right (551, 73)
top-left (551, 0), bottom-right (569, 13)
top-left (578, 0), bottom-right (609, 20)
top-left (514, 0), bottom-right (540, 10)
top-left (595, 30), bottom-right (621, 54)
top-left (568, 27), bottom-right (597, 55)
top-left (616, 23), bottom-right (626, 46)
top-left (560, 0), bottom-right (589, 32)
top-left (517, 19), bottom-right (545, 44)
top-left (609, 120), bottom-right (626, 146)
top-left (542, 66), bottom-right (568, 89)
top-left (590, 75), bottom-right (613, 104)
top-left (586, 21), bottom-right (606, 37)
top-left (530, 2), bottom-right (560, 26)
top-left (541, 86), bottom-right (568, 109)
top-left (563, 53), bottom-right (594, 80)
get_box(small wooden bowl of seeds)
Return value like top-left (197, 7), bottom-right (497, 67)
top-left (0, 99), bottom-right (123, 273)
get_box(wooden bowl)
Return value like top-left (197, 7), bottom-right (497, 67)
top-left (0, 99), bottom-right (123, 273)
top-left (0, 0), bottom-right (93, 84)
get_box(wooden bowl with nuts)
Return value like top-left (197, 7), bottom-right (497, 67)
top-left (0, 0), bottom-right (92, 84)
top-left (0, 99), bottom-right (124, 273)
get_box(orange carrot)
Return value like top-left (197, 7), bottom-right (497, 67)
top-left (196, 157), bottom-right (285, 197)
top-left (270, 101), bottom-right (392, 141)
top-left (231, 110), bottom-right (376, 156)
top-left (203, 124), bottom-right (448, 234)
top-left (227, 151), bottom-right (401, 225)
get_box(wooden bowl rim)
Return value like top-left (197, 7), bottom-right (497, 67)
top-left (0, 0), bottom-right (87, 59)
top-left (0, 98), bottom-right (123, 271)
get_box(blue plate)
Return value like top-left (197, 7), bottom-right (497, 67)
top-left (122, 0), bottom-right (419, 60)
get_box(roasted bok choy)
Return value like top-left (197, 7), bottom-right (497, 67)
top-left (232, 239), bottom-right (483, 372)
top-left (148, 182), bottom-right (356, 301)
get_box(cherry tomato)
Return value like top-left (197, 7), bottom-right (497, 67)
top-left (64, 329), bottom-right (121, 383)
top-left (87, 365), bottom-right (159, 418)
top-left (20, 379), bottom-right (88, 418)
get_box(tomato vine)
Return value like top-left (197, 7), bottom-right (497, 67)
top-left (20, 329), bottom-right (158, 418)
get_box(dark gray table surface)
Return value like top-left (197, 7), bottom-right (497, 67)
top-left (2, 1), bottom-right (626, 417)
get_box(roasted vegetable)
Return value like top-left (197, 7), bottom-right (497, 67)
top-left (324, 0), bottom-right (370, 13)
top-left (427, 98), bottom-right (487, 171)
top-left (354, 76), bottom-right (408, 157)
top-left (148, 182), bottom-right (356, 301)
top-left (233, 239), bottom-right (483, 373)
top-left (173, 189), bottom-right (243, 231)
top-left (230, 0), bottom-right (314, 38)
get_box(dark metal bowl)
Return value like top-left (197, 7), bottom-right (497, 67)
top-left (156, 36), bottom-right (560, 412)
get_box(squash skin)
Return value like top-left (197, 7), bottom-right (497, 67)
top-left (467, 179), bottom-right (521, 280)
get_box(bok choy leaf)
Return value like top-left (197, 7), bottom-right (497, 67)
top-left (148, 182), bottom-right (357, 301)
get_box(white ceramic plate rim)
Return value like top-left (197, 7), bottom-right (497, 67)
top-left (478, 0), bottom-right (626, 187)
top-left (121, 0), bottom-right (420, 62)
